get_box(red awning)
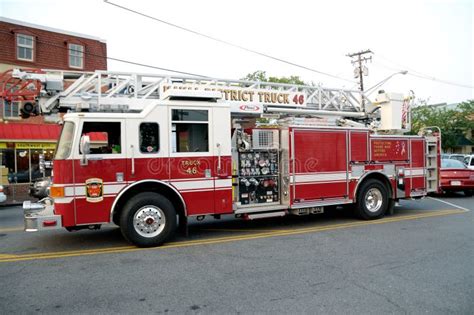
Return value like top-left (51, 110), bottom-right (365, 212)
top-left (0, 123), bottom-right (61, 141)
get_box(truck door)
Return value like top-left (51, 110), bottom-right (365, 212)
top-left (169, 106), bottom-right (232, 216)
top-left (74, 120), bottom-right (127, 225)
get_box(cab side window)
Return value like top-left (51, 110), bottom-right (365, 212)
top-left (80, 122), bottom-right (121, 154)
top-left (171, 109), bottom-right (208, 153)
top-left (140, 123), bottom-right (159, 153)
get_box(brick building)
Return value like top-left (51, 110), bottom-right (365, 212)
top-left (0, 16), bottom-right (107, 201)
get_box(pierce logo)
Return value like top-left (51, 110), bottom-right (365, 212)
top-left (239, 104), bottom-right (260, 111)
top-left (85, 178), bottom-right (103, 203)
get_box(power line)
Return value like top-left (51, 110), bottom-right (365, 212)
top-left (375, 55), bottom-right (474, 89)
top-left (0, 29), bottom-right (209, 78)
top-left (103, 0), bottom-right (357, 84)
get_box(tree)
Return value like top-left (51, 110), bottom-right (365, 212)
top-left (410, 100), bottom-right (474, 151)
top-left (242, 70), bottom-right (306, 85)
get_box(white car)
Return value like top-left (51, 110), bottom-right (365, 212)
top-left (464, 155), bottom-right (474, 170)
top-left (448, 154), bottom-right (466, 162)
top-left (0, 185), bottom-right (6, 203)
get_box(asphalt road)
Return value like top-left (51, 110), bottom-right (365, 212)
top-left (0, 194), bottom-right (473, 314)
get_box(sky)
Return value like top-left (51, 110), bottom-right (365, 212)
top-left (1, 0), bottom-right (473, 104)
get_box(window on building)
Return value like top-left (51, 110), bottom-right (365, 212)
top-left (68, 44), bottom-right (84, 69)
top-left (171, 109), bottom-right (208, 153)
top-left (3, 100), bottom-right (20, 119)
top-left (1, 149), bottom-right (15, 181)
top-left (80, 122), bottom-right (121, 154)
top-left (17, 34), bottom-right (34, 61)
top-left (140, 123), bottom-right (159, 153)
top-left (14, 149), bottom-right (30, 183)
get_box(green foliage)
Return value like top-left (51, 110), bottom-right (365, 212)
top-left (411, 100), bottom-right (474, 151)
top-left (242, 70), bottom-right (306, 85)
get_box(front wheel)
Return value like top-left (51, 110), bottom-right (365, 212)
top-left (356, 179), bottom-right (389, 220)
top-left (120, 192), bottom-right (177, 247)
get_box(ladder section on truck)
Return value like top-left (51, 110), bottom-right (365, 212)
top-left (12, 69), bottom-right (370, 116)
top-left (425, 136), bottom-right (439, 192)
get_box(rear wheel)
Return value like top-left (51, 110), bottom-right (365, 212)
top-left (464, 190), bottom-right (473, 197)
top-left (356, 179), bottom-right (388, 220)
top-left (120, 192), bottom-right (177, 247)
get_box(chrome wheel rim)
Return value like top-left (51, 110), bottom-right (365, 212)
top-left (133, 206), bottom-right (166, 238)
top-left (365, 188), bottom-right (383, 213)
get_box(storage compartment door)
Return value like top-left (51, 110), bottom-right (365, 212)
top-left (291, 129), bottom-right (348, 202)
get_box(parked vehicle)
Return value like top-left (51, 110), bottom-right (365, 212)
top-left (440, 159), bottom-right (474, 196)
top-left (463, 155), bottom-right (474, 170)
top-left (447, 154), bottom-right (466, 163)
top-left (29, 177), bottom-right (51, 199)
top-left (0, 185), bottom-right (6, 203)
top-left (15, 68), bottom-right (439, 247)
top-left (8, 169), bottom-right (43, 183)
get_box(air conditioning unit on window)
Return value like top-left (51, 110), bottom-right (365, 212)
top-left (252, 129), bottom-right (279, 150)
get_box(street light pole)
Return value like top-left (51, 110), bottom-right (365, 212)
top-left (365, 70), bottom-right (408, 97)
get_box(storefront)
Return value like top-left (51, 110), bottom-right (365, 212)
top-left (0, 123), bottom-right (61, 184)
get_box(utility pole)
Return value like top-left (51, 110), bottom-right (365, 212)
top-left (347, 49), bottom-right (373, 110)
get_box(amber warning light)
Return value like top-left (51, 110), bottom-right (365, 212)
top-left (50, 186), bottom-right (65, 198)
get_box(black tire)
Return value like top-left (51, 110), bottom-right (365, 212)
top-left (112, 213), bottom-right (120, 227)
top-left (120, 192), bottom-right (177, 247)
top-left (355, 179), bottom-right (388, 220)
top-left (464, 190), bottom-right (473, 197)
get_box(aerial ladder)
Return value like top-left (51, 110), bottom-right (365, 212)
top-left (0, 68), bottom-right (413, 131)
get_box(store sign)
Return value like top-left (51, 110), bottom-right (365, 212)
top-left (15, 143), bottom-right (56, 149)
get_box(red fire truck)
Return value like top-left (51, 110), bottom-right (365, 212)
top-left (3, 69), bottom-right (440, 247)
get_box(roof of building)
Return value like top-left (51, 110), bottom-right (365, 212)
top-left (0, 16), bottom-right (106, 43)
top-left (454, 135), bottom-right (473, 146)
top-left (0, 122), bottom-right (61, 141)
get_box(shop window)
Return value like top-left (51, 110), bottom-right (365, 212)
top-left (0, 149), bottom-right (15, 184)
top-left (17, 34), bottom-right (34, 61)
top-left (171, 109), bottom-right (208, 153)
top-left (80, 122), bottom-right (121, 154)
top-left (13, 149), bottom-right (30, 183)
top-left (68, 43), bottom-right (84, 69)
top-left (30, 149), bottom-right (52, 179)
top-left (140, 123), bottom-right (159, 153)
top-left (1, 147), bottom-right (54, 184)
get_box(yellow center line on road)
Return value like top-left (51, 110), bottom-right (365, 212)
top-left (0, 209), bottom-right (466, 263)
top-left (201, 228), bottom-right (292, 233)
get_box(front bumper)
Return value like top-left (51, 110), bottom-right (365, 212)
top-left (23, 199), bottom-right (62, 232)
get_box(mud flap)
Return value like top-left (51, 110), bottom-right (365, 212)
top-left (178, 215), bottom-right (188, 237)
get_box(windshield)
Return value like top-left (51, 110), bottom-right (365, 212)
top-left (55, 121), bottom-right (75, 160)
top-left (441, 159), bottom-right (467, 169)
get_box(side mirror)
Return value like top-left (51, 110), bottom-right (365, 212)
top-left (80, 135), bottom-right (91, 166)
